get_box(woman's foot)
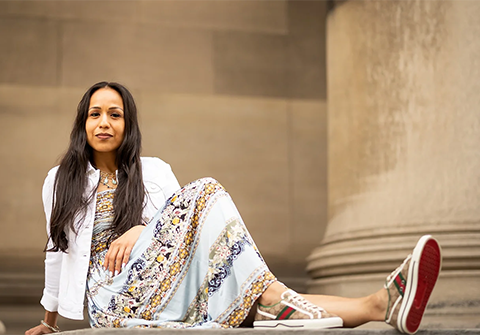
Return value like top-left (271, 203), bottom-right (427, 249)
top-left (254, 286), bottom-right (343, 329)
top-left (385, 235), bottom-right (442, 334)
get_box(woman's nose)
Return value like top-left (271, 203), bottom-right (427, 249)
top-left (99, 113), bottom-right (109, 128)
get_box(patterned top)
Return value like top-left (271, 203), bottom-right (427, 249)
top-left (94, 190), bottom-right (115, 233)
top-left (91, 190), bottom-right (116, 255)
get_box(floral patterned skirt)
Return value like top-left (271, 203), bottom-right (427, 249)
top-left (86, 177), bottom-right (276, 328)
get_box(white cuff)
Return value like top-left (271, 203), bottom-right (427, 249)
top-left (40, 288), bottom-right (59, 312)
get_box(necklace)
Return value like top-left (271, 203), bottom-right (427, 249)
top-left (100, 170), bottom-right (117, 189)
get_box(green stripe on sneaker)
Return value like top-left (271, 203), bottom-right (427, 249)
top-left (393, 277), bottom-right (405, 297)
top-left (276, 306), bottom-right (295, 320)
top-left (284, 308), bottom-right (296, 320)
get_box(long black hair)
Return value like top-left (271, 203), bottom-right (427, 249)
top-left (47, 82), bottom-right (145, 252)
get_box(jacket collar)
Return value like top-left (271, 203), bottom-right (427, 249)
top-left (86, 161), bottom-right (96, 175)
top-left (86, 161), bottom-right (119, 179)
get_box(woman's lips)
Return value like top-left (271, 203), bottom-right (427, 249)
top-left (96, 134), bottom-right (113, 140)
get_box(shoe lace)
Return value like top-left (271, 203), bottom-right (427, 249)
top-left (284, 290), bottom-right (326, 317)
top-left (386, 254), bottom-right (412, 283)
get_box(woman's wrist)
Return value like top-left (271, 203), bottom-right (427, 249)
top-left (40, 320), bottom-right (60, 333)
top-left (43, 310), bottom-right (59, 333)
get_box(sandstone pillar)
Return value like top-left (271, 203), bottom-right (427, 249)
top-left (307, 0), bottom-right (480, 327)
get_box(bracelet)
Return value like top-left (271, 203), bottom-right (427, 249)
top-left (40, 320), bottom-right (60, 333)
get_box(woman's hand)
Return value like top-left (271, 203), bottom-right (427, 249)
top-left (104, 225), bottom-right (145, 276)
top-left (25, 324), bottom-right (53, 335)
top-left (26, 311), bottom-right (58, 335)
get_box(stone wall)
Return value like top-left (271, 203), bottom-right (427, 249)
top-left (0, 0), bottom-right (328, 303)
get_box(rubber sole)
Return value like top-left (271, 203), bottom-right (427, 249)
top-left (254, 316), bottom-right (343, 329)
top-left (398, 235), bottom-right (442, 334)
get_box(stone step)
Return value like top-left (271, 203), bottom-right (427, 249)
top-left (2, 304), bottom-right (479, 335)
top-left (40, 329), bottom-right (480, 335)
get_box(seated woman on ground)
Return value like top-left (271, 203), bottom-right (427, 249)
top-left (26, 82), bottom-right (442, 335)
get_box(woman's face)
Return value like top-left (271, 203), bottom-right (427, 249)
top-left (86, 87), bottom-right (125, 155)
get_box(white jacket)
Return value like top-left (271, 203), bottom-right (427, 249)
top-left (40, 157), bottom-right (181, 320)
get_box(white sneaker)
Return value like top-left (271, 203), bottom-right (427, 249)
top-left (385, 235), bottom-right (442, 334)
top-left (253, 289), bottom-right (343, 329)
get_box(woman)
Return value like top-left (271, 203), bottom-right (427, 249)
top-left (26, 82), bottom-right (442, 335)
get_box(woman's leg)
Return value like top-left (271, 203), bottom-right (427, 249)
top-left (300, 290), bottom-right (387, 327)
top-left (250, 235), bottom-right (442, 334)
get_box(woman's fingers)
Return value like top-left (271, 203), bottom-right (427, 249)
top-left (104, 243), bottom-right (120, 275)
top-left (103, 249), bottom-right (110, 273)
top-left (104, 243), bottom-right (130, 276)
top-left (103, 245), bottom-right (113, 274)
top-left (114, 247), bottom-right (125, 276)
top-left (104, 226), bottom-right (145, 277)
top-left (25, 324), bottom-right (51, 335)
top-left (121, 245), bottom-right (133, 271)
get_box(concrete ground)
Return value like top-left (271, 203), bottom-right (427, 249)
top-left (2, 304), bottom-right (480, 335)
top-left (53, 330), bottom-right (480, 335)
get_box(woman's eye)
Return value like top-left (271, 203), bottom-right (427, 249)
top-left (89, 112), bottom-right (100, 117)
top-left (111, 113), bottom-right (121, 118)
